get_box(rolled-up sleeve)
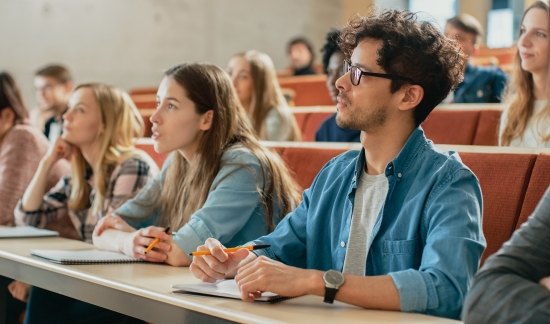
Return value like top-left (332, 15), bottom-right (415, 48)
top-left (389, 169), bottom-right (485, 319)
top-left (462, 186), bottom-right (550, 323)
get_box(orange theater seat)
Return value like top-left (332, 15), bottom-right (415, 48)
top-left (278, 75), bottom-right (333, 106)
top-left (422, 110), bottom-right (481, 145)
top-left (280, 146), bottom-right (349, 190)
top-left (473, 109), bottom-right (502, 146)
top-left (459, 152), bottom-right (536, 264)
top-left (516, 153), bottom-right (550, 229)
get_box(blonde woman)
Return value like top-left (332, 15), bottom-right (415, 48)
top-left (16, 83), bottom-right (158, 324)
top-left (92, 63), bottom-right (301, 268)
top-left (500, 1), bottom-right (550, 147)
top-left (226, 50), bottom-right (301, 141)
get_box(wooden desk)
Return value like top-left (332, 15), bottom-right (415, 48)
top-left (0, 237), bottom-right (460, 323)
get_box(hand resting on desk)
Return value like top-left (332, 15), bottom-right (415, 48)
top-left (190, 238), bottom-right (323, 302)
top-left (93, 216), bottom-right (190, 266)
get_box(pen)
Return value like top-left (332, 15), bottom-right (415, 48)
top-left (144, 227), bottom-right (170, 254)
top-left (188, 244), bottom-right (270, 256)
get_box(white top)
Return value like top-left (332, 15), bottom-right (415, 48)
top-left (500, 100), bottom-right (550, 148)
top-left (342, 168), bottom-right (388, 276)
top-left (264, 106), bottom-right (295, 141)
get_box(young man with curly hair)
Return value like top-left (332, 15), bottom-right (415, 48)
top-left (190, 9), bottom-right (485, 320)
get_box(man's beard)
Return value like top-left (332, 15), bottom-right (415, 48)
top-left (336, 100), bottom-right (387, 132)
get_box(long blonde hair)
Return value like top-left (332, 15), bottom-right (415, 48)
top-left (233, 50), bottom-right (301, 141)
top-left (158, 63), bottom-right (301, 232)
top-left (501, 0), bottom-right (550, 145)
top-left (68, 83), bottom-right (153, 215)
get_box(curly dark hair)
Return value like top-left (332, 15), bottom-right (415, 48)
top-left (338, 9), bottom-right (467, 126)
top-left (321, 29), bottom-right (342, 74)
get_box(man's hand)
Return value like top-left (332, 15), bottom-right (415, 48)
top-left (122, 226), bottom-right (171, 262)
top-left (235, 256), bottom-right (324, 302)
top-left (7, 281), bottom-right (31, 302)
top-left (190, 238), bottom-right (252, 282)
top-left (93, 214), bottom-right (135, 236)
top-left (540, 276), bottom-right (550, 291)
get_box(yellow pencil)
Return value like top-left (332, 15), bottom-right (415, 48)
top-left (144, 227), bottom-right (170, 254)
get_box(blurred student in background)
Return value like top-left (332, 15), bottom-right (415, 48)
top-left (444, 14), bottom-right (508, 103)
top-left (315, 29), bottom-right (361, 142)
top-left (500, 1), bottom-right (550, 148)
top-left (288, 37), bottom-right (317, 76)
top-left (0, 71), bottom-right (70, 324)
top-left (226, 50), bottom-right (301, 141)
top-left (32, 64), bottom-right (73, 142)
top-left (92, 62), bottom-right (301, 267)
top-left (15, 83), bottom-right (158, 323)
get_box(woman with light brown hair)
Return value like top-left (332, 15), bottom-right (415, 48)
top-left (92, 62), bottom-right (301, 267)
top-left (500, 0), bottom-right (550, 147)
top-left (226, 50), bottom-right (301, 141)
top-left (16, 83), bottom-right (159, 323)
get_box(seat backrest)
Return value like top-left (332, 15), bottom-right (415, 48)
top-left (516, 153), bottom-right (550, 229)
top-left (459, 152), bottom-right (536, 264)
top-left (300, 112), bottom-right (334, 142)
top-left (422, 110), bottom-right (481, 145)
top-left (280, 146), bottom-right (349, 190)
top-left (279, 75), bottom-right (333, 106)
top-left (472, 109), bottom-right (502, 146)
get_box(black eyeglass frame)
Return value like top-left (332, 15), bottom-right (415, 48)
top-left (344, 60), bottom-right (413, 86)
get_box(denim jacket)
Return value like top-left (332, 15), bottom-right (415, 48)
top-left (115, 146), bottom-right (280, 256)
top-left (252, 127), bottom-right (486, 319)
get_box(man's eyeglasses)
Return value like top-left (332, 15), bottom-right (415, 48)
top-left (343, 60), bottom-right (412, 86)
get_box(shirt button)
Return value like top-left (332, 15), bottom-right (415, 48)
top-left (340, 241), bottom-right (346, 247)
top-left (397, 172), bottom-right (402, 178)
top-left (352, 176), bottom-right (356, 182)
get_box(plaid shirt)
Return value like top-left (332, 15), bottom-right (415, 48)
top-left (15, 157), bottom-right (157, 243)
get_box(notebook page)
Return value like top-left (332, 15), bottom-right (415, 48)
top-left (30, 249), bottom-right (142, 263)
top-left (172, 279), bottom-right (278, 301)
top-left (0, 226), bottom-right (58, 238)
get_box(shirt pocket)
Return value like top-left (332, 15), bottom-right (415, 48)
top-left (382, 238), bottom-right (420, 272)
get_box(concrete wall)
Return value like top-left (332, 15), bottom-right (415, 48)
top-left (0, 0), bottom-right (341, 108)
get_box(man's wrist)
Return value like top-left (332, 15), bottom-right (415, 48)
top-left (305, 269), bottom-right (326, 296)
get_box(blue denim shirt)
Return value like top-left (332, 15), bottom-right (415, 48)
top-left (115, 146), bottom-right (281, 256)
top-left (252, 127), bottom-right (486, 319)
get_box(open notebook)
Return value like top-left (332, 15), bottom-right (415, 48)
top-left (30, 249), bottom-right (145, 265)
top-left (0, 226), bottom-right (58, 239)
top-left (172, 279), bottom-right (291, 303)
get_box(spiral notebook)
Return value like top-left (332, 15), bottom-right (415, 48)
top-left (172, 279), bottom-right (291, 303)
top-left (30, 249), bottom-right (145, 265)
top-left (0, 226), bottom-right (58, 239)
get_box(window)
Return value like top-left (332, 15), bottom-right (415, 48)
top-left (408, 0), bottom-right (458, 32)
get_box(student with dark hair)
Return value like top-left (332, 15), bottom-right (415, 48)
top-left (462, 186), bottom-right (550, 323)
top-left (444, 14), bottom-right (508, 103)
top-left (315, 28), bottom-right (361, 142)
top-left (33, 64), bottom-right (73, 142)
top-left (287, 37), bottom-right (317, 76)
top-left (0, 71), bottom-right (70, 324)
top-left (190, 9), bottom-right (485, 320)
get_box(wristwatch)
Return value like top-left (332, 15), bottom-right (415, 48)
top-left (323, 269), bottom-right (345, 304)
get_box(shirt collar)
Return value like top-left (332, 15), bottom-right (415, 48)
top-left (353, 127), bottom-right (429, 181)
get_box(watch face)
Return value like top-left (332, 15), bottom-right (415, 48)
top-left (324, 270), bottom-right (345, 286)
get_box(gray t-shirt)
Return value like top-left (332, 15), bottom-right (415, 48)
top-left (342, 168), bottom-right (389, 276)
